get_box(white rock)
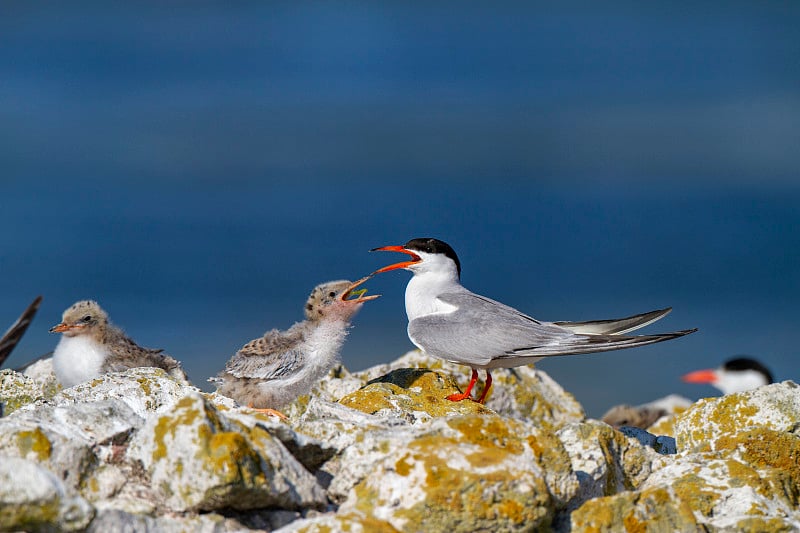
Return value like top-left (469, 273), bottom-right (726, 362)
top-left (22, 356), bottom-right (61, 396)
top-left (675, 381), bottom-right (800, 452)
top-left (0, 457), bottom-right (94, 531)
top-left (355, 349), bottom-right (585, 426)
top-left (640, 455), bottom-right (800, 530)
top-left (85, 509), bottom-right (233, 533)
top-left (127, 391), bottom-right (327, 512)
top-left (52, 367), bottom-right (193, 418)
top-left (557, 420), bottom-right (671, 513)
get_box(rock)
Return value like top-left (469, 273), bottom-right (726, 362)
top-left (339, 367), bottom-right (493, 422)
top-left (335, 414), bottom-right (572, 532)
top-left (0, 399), bottom-right (142, 489)
top-left (636, 449), bottom-right (800, 531)
top-left (85, 509), bottom-right (233, 533)
top-left (22, 357), bottom-right (61, 397)
top-left (220, 400), bottom-right (338, 473)
top-left (0, 369), bottom-right (43, 416)
top-left (283, 364), bottom-right (368, 418)
top-left (641, 394), bottom-right (692, 438)
top-left (0, 359), bottom-right (62, 417)
top-left (580, 382), bottom-right (800, 531)
top-left (53, 366), bottom-right (193, 418)
top-left (127, 392), bottom-right (327, 512)
top-left (675, 381), bottom-right (800, 453)
top-left (277, 510), bottom-right (400, 532)
top-left (2, 351), bottom-right (799, 532)
top-left (570, 486), bottom-right (702, 532)
top-left (0, 457), bottom-right (94, 532)
top-left (645, 412), bottom-right (680, 438)
top-left (556, 420), bottom-right (671, 519)
top-left (353, 349), bottom-right (585, 427)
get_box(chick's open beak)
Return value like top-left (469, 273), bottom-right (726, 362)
top-left (340, 276), bottom-right (381, 303)
top-left (370, 245), bottom-right (422, 274)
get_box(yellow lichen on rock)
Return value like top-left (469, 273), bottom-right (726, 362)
top-left (675, 382), bottom-right (800, 453)
top-left (0, 370), bottom-right (42, 415)
top-left (344, 414), bottom-right (557, 532)
top-left (15, 428), bottom-right (52, 461)
top-left (339, 368), bottom-right (492, 418)
top-left (570, 487), bottom-right (701, 532)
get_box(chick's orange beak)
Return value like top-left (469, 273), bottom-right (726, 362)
top-left (681, 369), bottom-right (717, 384)
top-left (339, 276), bottom-right (381, 303)
top-left (370, 245), bottom-right (421, 274)
top-left (49, 323), bottom-right (75, 333)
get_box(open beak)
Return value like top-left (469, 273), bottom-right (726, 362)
top-left (681, 368), bottom-right (718, 384)
top-left (340, 276), bottom-right (381, 303)
top-left (370, 245), bottom-right (422, 274)
top-left (49, 323), bottom-right (81, 333)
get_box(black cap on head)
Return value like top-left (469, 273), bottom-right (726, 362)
top-left (404, 238), bottom-right (461, 278)
top-left (723, 357), bottom-right (774, 384)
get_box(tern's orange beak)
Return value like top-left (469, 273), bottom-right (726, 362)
top-left (339, 276), bottom-right (381, 303)
top-left (49, 322), bottom-right (80, 333)
top-left (681, 368), bottom-right (718, 384)
top-left (370, 245), bottom-right (422, 274)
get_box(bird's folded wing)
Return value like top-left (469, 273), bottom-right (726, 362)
top-left (412, 292), bottom-right (695, 364)
top-left (103, 338), bottom-right (174, 373)
top-left (409, 292), bottom-right (575, 366)
top-left (224, 347), bottom-right (304, 381)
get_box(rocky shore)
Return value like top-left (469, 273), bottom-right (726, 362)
top-left (1, 350), bottom-right (798, 532)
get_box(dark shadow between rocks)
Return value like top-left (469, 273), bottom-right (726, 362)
top-left (365, 368), bottom-right (439, 390)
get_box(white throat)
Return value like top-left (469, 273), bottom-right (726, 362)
top-left (404, 268), bottom-right (461, 321)
top-left (52, 335), bottom-right (110, 388)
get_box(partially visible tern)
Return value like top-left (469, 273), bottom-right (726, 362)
top-left (682, 357), bottom-right (772, 395)
top-left (50, 300), bottom-right (187, 387)
top-left (212, 277), bottom-right (378, 418)
top-left (372, 237), bottom-right (697, 404)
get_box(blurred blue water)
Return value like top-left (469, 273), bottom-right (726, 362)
top-left (1, 3), bottom-right (798, 416)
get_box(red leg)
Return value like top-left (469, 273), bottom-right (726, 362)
top-left (447, 368), bottom-right (479, 401)
top-left (476, 371), bottom-right (492, 404)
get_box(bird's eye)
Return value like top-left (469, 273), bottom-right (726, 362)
top-left (82, 315), bottom-right (92, 322)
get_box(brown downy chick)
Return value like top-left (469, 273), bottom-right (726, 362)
top-left (50, 300), bottom-right (187, 387)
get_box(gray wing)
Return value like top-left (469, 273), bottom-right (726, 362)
top-left (223, 327), bottom-right (307, 381)
top-left (409, 292), bottom-right (696, 367)
top-left (408, 291), bottom-right (576, 367)
top-left (224, 348), bottom-right (304, 381)
top-left (553, 307), bottom-right (671, 335)
top-left (0, 296), bottom-right (42, 367)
